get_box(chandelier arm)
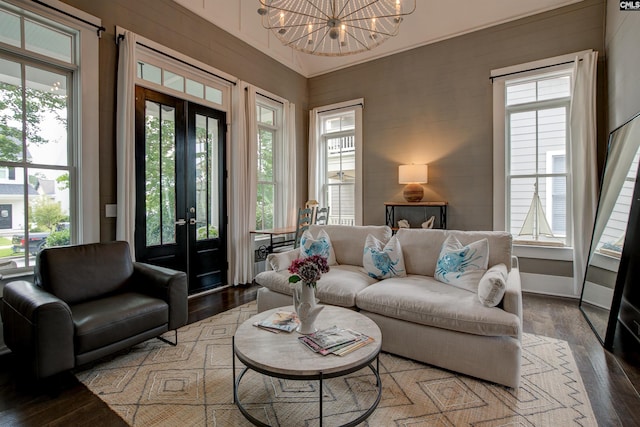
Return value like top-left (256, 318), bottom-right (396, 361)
top-left (343, 27), bottom-right (374, 51)
top-left (344, 22), bottom-right (398, 37)
top-left (339, 0), bottom-right (382, 21)
top-left (281, 26), bottom-right (327, 47)
top-left (267, 20), bottom-right (327, 31)
top-left (302, 0), bottom-right (332, 20)
top-left (341, 0), bottom-right (416, 20)
top-left (309, 29), bottom-right (332, 55)
top-left (264, 6), bottom-right (327, 22)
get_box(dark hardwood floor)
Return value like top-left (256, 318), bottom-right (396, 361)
top-left (0, 287), bottom-right (638, 426)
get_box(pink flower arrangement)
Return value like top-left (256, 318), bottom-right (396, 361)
top-left (288, 255), bottom-right (330, 288)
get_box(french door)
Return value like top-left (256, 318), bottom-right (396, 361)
top-left (134, 87), bottom-right (227, 294)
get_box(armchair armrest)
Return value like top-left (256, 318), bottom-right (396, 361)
top-left (132, 263), bottom-right (188, 330)
top-left (503, 256), bottom-right (523, 339)
top-left (2, 281), bottom-right (74, 379)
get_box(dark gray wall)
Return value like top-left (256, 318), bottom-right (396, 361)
top-left (60, 0), bottom-right (309, 241)
top-left (309, 0), bottom-right (606, 278)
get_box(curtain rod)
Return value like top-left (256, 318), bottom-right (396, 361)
top-left (489, 59), bottom-right (581, 81)
top-left (251, 88), bottom-right (283, 105)
top-left (30, 0), bottom-right (105, 37)
top-left (118, 34), bottom-right (237, 86)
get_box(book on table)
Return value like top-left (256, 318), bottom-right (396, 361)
top-left (298, 326), bottom-right (374, 356)
top-left (254, 311), bottom-right (300, 333)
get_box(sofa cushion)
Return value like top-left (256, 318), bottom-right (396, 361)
top-left (363, 234), bottom-right (406, 279)
top-left (71, 292), bottom-right (168, 354)
top-left (355, 275), bottom-right (520, 337)
top-left (309, 225), bottom-right (392, 267)
top-left (434, 235), bottom-right (488, 292)
top-left (267, 248), bottom-right (301, 271)
top-left (255, 265), bottom-right (378, 308)
top-left (478, 263), bottom-right (508, 307)
top-left (396, 229), bottom-right (513, 276)
top-left (300, 229), bottom-right (337, 265)
top-left (37, 241), bottom-right (134, 305)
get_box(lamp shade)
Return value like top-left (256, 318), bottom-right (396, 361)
top-left (399, 164), bottom-right (428, 184)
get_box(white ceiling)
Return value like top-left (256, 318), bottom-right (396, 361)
top-left (173, 0), bottom-right (583, 78)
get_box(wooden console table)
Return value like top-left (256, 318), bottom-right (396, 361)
top-left (384, 201), bottom-right (448, 230)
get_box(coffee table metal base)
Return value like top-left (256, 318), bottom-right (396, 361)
top-left (232, 336), bottom-right (382, 427)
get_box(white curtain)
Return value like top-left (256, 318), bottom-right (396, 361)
top-left (229, 82), bottom-right (257, 285)
top-left (115, 30), bottom-right (137, 258)
top-left (308, 108), bottom-right (321, 202)
top-left (571, 50), bottom-right (599, 294)
top-left (280, 101), bottom-right (297, 227)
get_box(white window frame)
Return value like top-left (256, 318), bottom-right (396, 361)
top-left (492, 52), bottom-right (590, 261)
top-left (0, 0), bottom-right (100, 276)
top-left (255, 94), bottom-right (283, 231)
top-left (312, 99), bottom-right (363, 226)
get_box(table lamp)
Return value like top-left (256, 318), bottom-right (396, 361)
top-left (399, 164), bottom-right (428, 202)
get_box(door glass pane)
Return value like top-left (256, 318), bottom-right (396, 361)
top-left (195, 114), bottom-right (219, 241)
top-left (24, 19), bottom-right (72, 63)
top-left (25, 66), bottom-right (68, 166)
top-left (145, 101), bottom-right (176, 246)
top-left (0, 58), bottom-right (23, 162)
top-left (0, 9), bottom-right (20, 47)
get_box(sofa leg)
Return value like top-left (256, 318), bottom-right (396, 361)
top-left (157, 330), bottom-right (178, 346)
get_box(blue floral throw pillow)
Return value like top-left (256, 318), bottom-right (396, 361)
top-left (300, 229), bottom-right (337, 265)
top-left (363, 234), bottom-right (406, 279)
top-left (435, 235), bottom-right (489, 292)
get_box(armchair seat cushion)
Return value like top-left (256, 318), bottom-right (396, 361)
top-left (71, 292), bottom-right (168, 354)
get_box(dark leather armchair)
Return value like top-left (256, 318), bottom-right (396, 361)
top-left (1, 241), bottom-right (188, 379)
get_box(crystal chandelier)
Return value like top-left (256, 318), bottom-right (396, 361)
top-left (257, 0), bottom-right (416, 56)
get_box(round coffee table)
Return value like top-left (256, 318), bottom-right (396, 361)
top-left (233, 305), bottom-right (382, 427)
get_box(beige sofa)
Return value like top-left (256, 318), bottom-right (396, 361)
top-left (255, 225), bottom-right (522, 388)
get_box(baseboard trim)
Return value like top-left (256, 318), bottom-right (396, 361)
top-left (520, 272), bottom-right (579, 298)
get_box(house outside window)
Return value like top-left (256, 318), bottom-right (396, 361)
top-left (255, 96), bottom-right (282, 231)
top-left (0, 1), bottom-right (100, 271)
top-left (504, 71), bottom-right (572, 247)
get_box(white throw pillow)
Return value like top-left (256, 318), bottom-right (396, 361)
top-left (300, 229), bottom-right (337, 265)
top-left (478, 263), bottom-right (508, 307)
top-left (266, 248), bottom-right (301, 272)
top-left (363, 234), bottom-right (407, 279)
top-left (435, 235), bottom-right (489, 292)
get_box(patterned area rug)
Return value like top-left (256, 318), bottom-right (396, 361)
top-left (75, 301), bottom-right (597, 426)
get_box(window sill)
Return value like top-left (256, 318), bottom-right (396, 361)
top-left (513, 244), bottom-right (573, 261)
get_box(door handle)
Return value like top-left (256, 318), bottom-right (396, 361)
top-left (175, 219), bottom-right (186, 226)
top-left (189, 218), bottom-right (197, 225)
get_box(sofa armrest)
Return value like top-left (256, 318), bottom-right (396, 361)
top-left (132, 263), bottom-right (188, 330)
top-left (2, 280), bottom-right (74, 378)
top-left (503, 256), bottom-right (523, 339)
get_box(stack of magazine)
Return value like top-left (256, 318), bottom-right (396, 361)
top-left (298, 325), bottom-right (374, 356)
top-left (253, 311), bottom-right (300, 333)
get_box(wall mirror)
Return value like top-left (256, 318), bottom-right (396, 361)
top-left (580, 112), bottom-right (640, 348)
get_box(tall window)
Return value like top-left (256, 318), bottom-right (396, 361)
top-left (503, 70), bottom-right (572, 247)
top-left (321, 110), bottom-right (355, 225)
top-left (0, 1), bottom-right (99, 271)
top-left (255, 96), bottom-right (282, 230)
top-left (311, 100), bottom-right (363, 226)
